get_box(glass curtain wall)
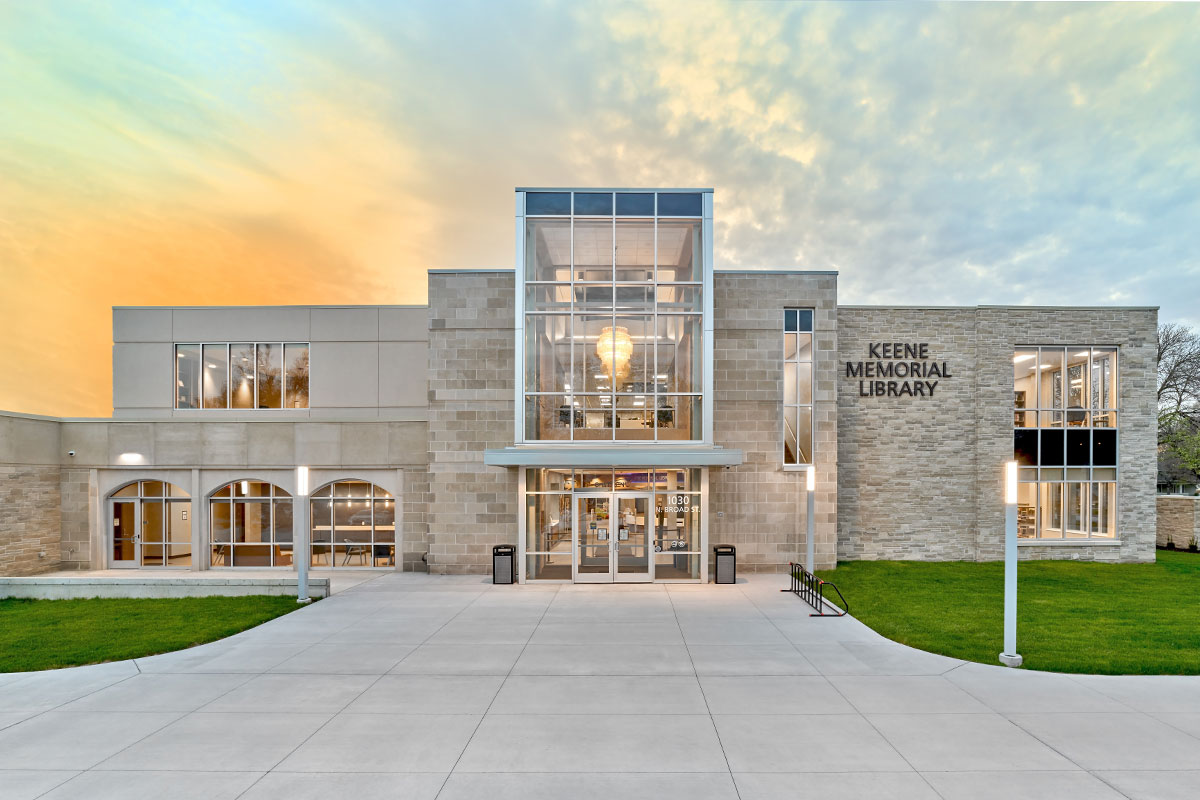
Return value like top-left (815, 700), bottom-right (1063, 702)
top-left (523, 191), bottom-right (704, 441)
top-left (525, 468), bottom-right (702, 580)
top-left (310, 481), bottom-right (396, 567)
top-left (1013, 346), bottom-right (1118, 540)
top-left (176, 343), bottom-right (309, 409)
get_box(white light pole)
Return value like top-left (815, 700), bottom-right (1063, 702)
top-left (806, 465), bottom-right (816, 572)
top-left (999, 461), bottom-right (1022, 667)
top-left (296, 466), bottom-right (312, 605)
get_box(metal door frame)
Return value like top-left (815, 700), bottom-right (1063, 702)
top-left (109, 499), bottom-right (139, 568)
top-left (613, 493), bottom-right (653, 583)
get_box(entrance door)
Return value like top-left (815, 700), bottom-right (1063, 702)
top-left (573, 493), bottom-right (653, 583)
top-left (614, 495), bottom-right (651, 582)
top-left (111, 501), bottom-right (138, 568)
top-left (574, 495), bottom-right (612, 583)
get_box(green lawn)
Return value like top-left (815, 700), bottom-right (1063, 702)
top-left (0, 595), bottom-right (302, 673)
top-left (815, 550), bottom-right (1200, 675)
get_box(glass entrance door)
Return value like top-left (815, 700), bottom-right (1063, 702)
top-left (615, 495), bottom-right (651, 582)
top-left (573, 494), bottom-right (653, 583)
top-left (574, 495), bottom-right (612, 583)
top-left (111, 501), bottom-right (138, 567)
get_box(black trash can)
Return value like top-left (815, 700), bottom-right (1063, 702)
top-left (493, 544), bottom-right (516, 585)
top-left (713, 544), bottom-right (736, 584)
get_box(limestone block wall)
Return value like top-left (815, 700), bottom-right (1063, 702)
top-left (0, 414), bottom-right (62, 575)
top-left (1157, 496), bottom-right (1200, 549)
top-left (426, 271), bottom-right (518, 575)
top-left (837, 306), bottom-right (1158, 563)
top-left (974, 307), bottom-right (1158, 563)
top-left (59, 468), bottom-right (93, 570)
top-left (836, 308), bottom-right (979, 560)
top-left (0, 465), bottom-right (62, 575)
top-left (710, 272), bottom-right (839, 571)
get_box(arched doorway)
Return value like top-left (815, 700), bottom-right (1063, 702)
top-left (109, 480), bottom-right (192, 568)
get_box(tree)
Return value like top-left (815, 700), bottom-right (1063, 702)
top-left (1157, 323), bottom-right (1200, 487)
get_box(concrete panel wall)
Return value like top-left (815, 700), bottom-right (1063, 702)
top-left (1156, 496), bottom-right (1200, 549)
top-left (112, 306), bottom-right (429, 420)
top-left (710, 272), bottom-right (839, 572)
top-left (836, 306), bottom-right (1157, 563)
top-left (425, 271), bottom-right (518, 575)
top-left (310, 342), bottom-right (380, 408)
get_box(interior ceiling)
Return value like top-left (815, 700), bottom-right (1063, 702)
top-left (540, 224), bottom-right (687, 267)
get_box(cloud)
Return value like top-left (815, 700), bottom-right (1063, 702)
top-left (0, 0), bottom-right (1197, 416)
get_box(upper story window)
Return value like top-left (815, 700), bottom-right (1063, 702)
top-left (783, 309), bottom-right (814, 466)
top-left (521, 191), bottom-right (706, 442)
top-left (175, 343), bottom-right (309, 410)
top-left (1013, 346), bottom-right (1119, 540)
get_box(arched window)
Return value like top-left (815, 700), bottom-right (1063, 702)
top-left (109, 480), bottom-right (191, 568)
top-left (210, 481), bottom-right (292, 567)
top-left (310, 481), bottom-right (395, 567)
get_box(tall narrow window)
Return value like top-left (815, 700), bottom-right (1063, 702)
top-left (783, 309), bottom-right (814, 466)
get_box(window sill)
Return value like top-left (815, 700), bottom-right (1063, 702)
top-left (1017, 539), bottom-right (1121, 547)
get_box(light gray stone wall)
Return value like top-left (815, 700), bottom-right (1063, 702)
top-left (425, 271), bottom-right (518, 575)
top-left (837, 306), bottom-right (1158, 563)
top-left (1157, 496), bottom-right (1200, 549)
top-left (710, 272), bottom-right (839, 571)
top-left (0, 414), bottom-right (62, 575)
top-left (59, 468), bottom-right (92, 570)
top-left (0, 410), bottom-right (432, 573)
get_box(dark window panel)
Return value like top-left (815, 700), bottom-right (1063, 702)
top-left (1014, 430), bottom-right (1038, 466)
top-left (784, 309), bottom-right (797, 332)
top-left (1040, 429), bottom-right (1064, 466)
top-left (573, 192), bottom-right (613, 215)
top-left (656, 192), bottom-right (702, 216)
top-left (526, 192), bottom-right (571, 215)
top-left (1092, 429), bottom-right (1117, 466)
top-left (1067, 429), bottom-right (1091, 466)
top-left (616, 193), bottom-right (655, 216)
top-left (795, 310), bottom-right (813, 332)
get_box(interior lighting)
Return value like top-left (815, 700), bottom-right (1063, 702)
top-left (1074, 351), bottom-right (1090, 357)
top-left (177, 352), bottom-right (185, 358)
top-left (596, 326), bottom-right (634, 385)
top-left (241, 480), bottom-right (249, 495)
top-left (1012, 354), bottom-right (1035, 363)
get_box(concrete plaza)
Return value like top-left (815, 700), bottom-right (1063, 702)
top-left (1, 574), bottom-right (1198, 799)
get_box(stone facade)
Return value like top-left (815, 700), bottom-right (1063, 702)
top-left (837, 306), bottom-right (1158, 563)
top-left (425, 271), bottom-right (519, 574)
top-left (710, 272), bottom-right (839, 571)
top-left (59, 468), bottom-right (93, 570)
top-left (1157, 496), bottom-right (1200, 549)
top-left (0, 465), bottom-right (62, 575)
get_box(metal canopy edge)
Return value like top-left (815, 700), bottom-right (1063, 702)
top-left (483, 447), bottom-right (744, 468)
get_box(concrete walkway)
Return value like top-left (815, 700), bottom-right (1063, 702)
top-left (1, 574), bottom-right (1198, 800)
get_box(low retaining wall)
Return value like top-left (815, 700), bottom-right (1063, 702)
top-left (1156, 496), bottom-right (1200, 549)
top-left (0, 576), bottom-right (330, 600)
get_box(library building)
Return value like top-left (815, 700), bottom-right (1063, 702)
top-left (0, 188), bottom-right (1159, 582)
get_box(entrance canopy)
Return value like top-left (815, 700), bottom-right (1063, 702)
top-left (483, 446), bottom-right (743, 468)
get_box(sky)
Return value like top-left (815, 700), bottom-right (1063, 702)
top-left (1, 0), bottom-right (1197, 417)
